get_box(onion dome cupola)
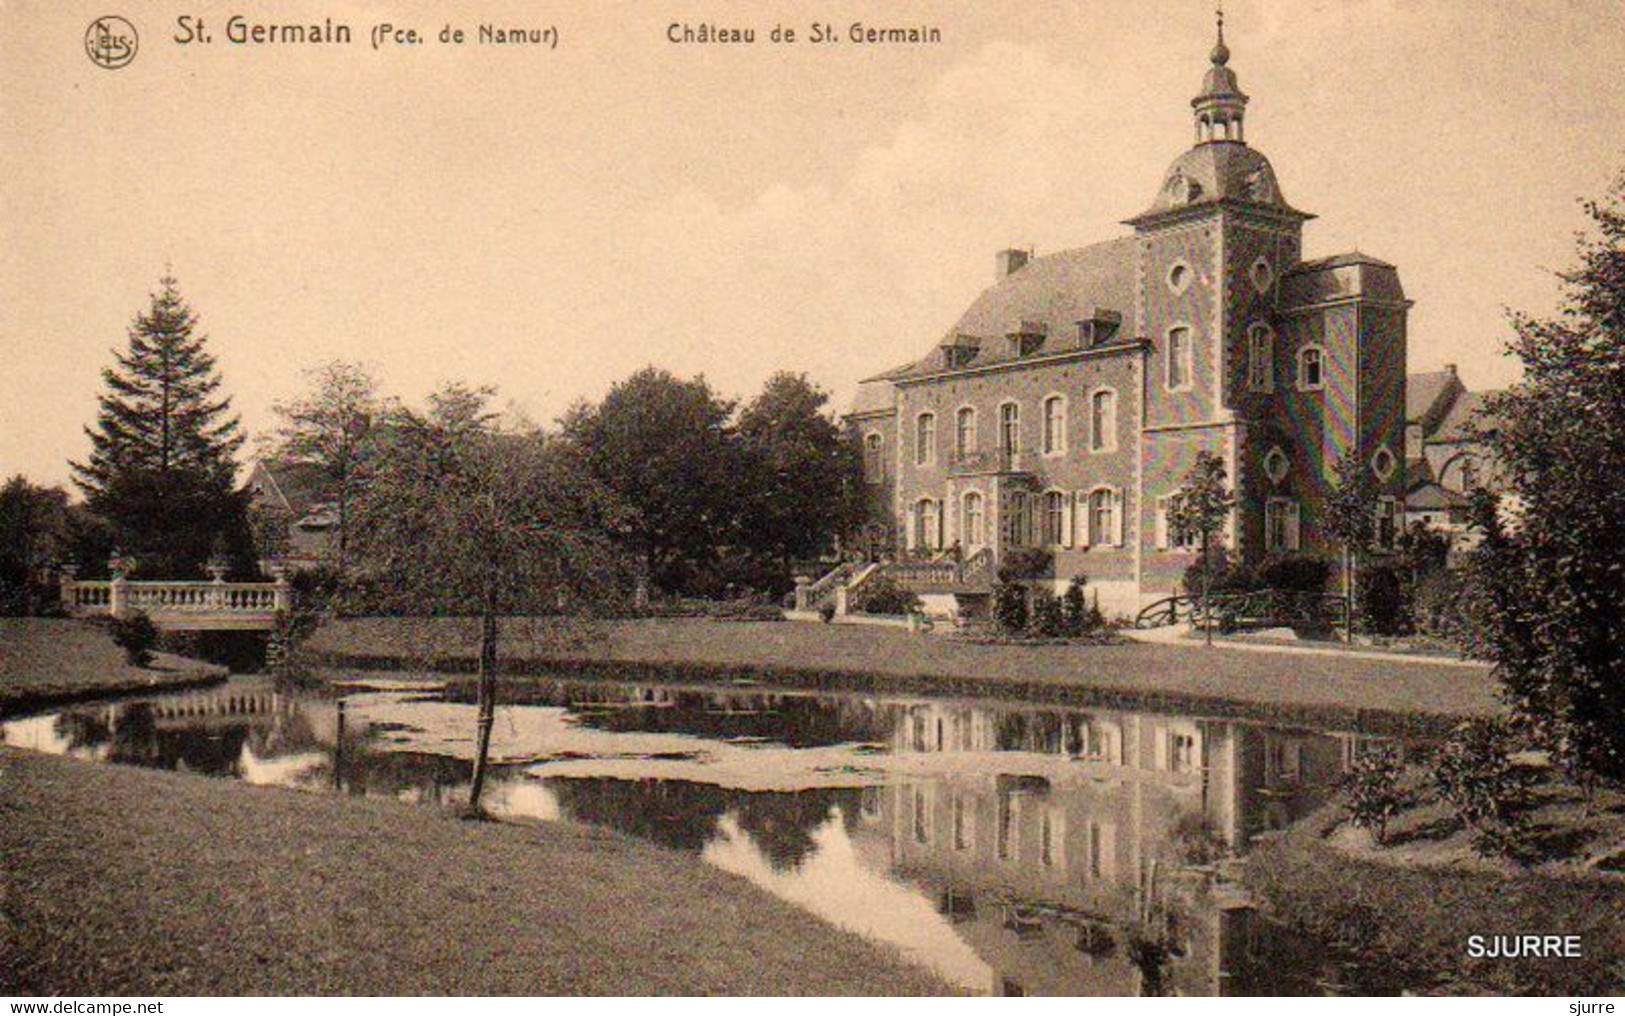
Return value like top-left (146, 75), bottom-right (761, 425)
top-left (1193, 8), bottom-right (1248, 144)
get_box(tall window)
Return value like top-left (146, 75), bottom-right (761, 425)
top-left (1090, 390), bottom-right (1117, 452)
top-left (914, 499), bottom-right (942, 551)
top-left (1374, 496), bottom-right (1398, 550)
top-left (1167, 326), bottom-right (1193, 390)
top-left (1042, 396), bottom-right (1066, 455)
top-left (999, 402), bottom-right (1020, 457)
top-left (1297, 346), bottom-right (1325, 391)
top-left (862, 432), bottom-right (883, 481)
top-left (1247, 324), bottom-right (1275, 393)
top-left (1088, 489), bottom-right (1117, 546)
top-left (1265, 497), bottom-right (1301, 552)
top-left (1003, 491), bottom-right (1031, 549)
top-left (915, 412), bottom-right (937, 466)
top-left (962, 492), bottom-right (985, 547)
top-left (954, 407), bottom-right (976, 458)
top-left (1042, 490), bottom-right (1067, 546)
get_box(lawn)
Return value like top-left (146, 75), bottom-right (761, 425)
top-left (0, 747), bottom-right (950, 995)
top-left (305, 616), bottom-right (1501, 730)
top-left (0, 618), bottom-right (224, 717)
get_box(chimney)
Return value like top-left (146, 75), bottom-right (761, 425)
top-left (997, 248), bottom-right (1031, 279)
top-left (1443, 363), bottom-right (1457, 378)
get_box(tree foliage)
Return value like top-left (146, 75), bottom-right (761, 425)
top-left (736, 372), bottom-right (865, 574)
top-left (559, 367), bottom-right (740, 594)
top-left (0, 477), bottom-right (72, 615)
top-left (1167, 451), bottom-right (1235, 643)
top-left (263, 360), bottom-right (383, 569)
top-left (1324, 450), bottom-right (1376, 640)
top-left (350, 382), bottom-right (632, 812)
top-left (1469, 172), bottom-right (1625, 783)
top-left (71, 275), bottom-right (247, 577)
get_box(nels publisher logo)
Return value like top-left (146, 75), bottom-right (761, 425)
top-left (85, 15), bottom-right (138, 69)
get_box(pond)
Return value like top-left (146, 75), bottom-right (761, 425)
top-left (2, 673), bottom-right (1428, 995)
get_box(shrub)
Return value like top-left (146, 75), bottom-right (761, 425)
top-left (110, 611), bottom-right (159, 667)
top-left (1180, 547), bottom-right (1253, 596)
top-left (1028, 588), bottom-right (1066, 638)
top-left (1357, 560), bottom-right (1411, 636)
top-left (996, 548), bottom-right (1052, 582)
top-left (1432, 718), bottom-right (1537, 859)
top-left (847, 573), bottom-right (920, 616)
top-left (1061, 576), bottom-right (1088, 634)
top-left (1343, 745), bottom-right (1414, 845)
top-left (993, 582), bottom-right (1028, 634)
top-left (1255, 553), bottom-right (1332, 594)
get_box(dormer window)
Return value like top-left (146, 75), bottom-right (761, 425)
top-left (1078, 308), bottom-right (1123, 347)
top-left (1009, 321), bottom-right (1047, 357)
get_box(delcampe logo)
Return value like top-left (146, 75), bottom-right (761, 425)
top-left (85, 15), bottom-right (138, 69)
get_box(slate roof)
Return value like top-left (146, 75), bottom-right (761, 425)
top-left (1406, 368), bottom-right (1460, 423)
top-left (1434, 390), bottom-right (1500, 442)
top-left (1132, 142), bottom-right (1308, 221)
top-left (865, 237), bottom-right (1140, 383)
top-left (1406, 483), bottom-right (1470, 511)
top-left (248, 460), bottom-right (332, 517)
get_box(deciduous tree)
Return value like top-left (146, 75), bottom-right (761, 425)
top-left (1469, 171), bottom-right (1625, 785)
top-left (1324, 450), bottom-right (1376, 642)
top-left (264, 360), bottom-right (383, 570)
top-left (351, 382), bottom-right (630, 813)
top-left (1167, 451), bottom-right (1235, 646)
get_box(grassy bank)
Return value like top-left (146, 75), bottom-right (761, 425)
top-left (0, 618), bottom-right (225, 718)
top-left (1245, 799), bottom-right (1625, 995)
top-left (0, 747), bottom-right (949, 995)
top-left (305, 616), bottom-right (1500, 734)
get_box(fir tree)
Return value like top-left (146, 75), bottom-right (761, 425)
top-left (71, 274), bottom-right (246, 577)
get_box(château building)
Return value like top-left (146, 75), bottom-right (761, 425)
top-left (843, 19), bottom-right (1411, 617)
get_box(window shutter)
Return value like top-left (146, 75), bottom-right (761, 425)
top-left (1076, 491), bottom-right (1091, 548)
top-left (1287, 500), bottom-right (1302, 551)
top-left (1153, 727), bottom-right (1169, 771)
top-left (1154, 500), bottom-right (1169, 551)
top-left (1061, 494), bottom-right (1075, 549)
top-left (1113, 488), bottom-right (1126, 546)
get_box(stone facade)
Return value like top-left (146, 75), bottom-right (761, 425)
top-left (846, 25), bottom-right (1410, 617)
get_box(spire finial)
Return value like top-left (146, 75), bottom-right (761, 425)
top-left (1211, 4), bottom-right (1230, 65)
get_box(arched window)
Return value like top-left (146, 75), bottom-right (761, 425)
top-left (1090, 389), bottom-right (1117, 452)
top-left (1266, 497), bottom-right (1301, 552)
top-left (915, 412), bottom-right (937, 466)
top-left (954, 407), bottom-right (977, 459)
top-left (1088, 489), bottom-right (1118, 546)
top-left (1247, 324), bottom-right (1275, 393)
top-left (1167, 326), bottom-right (1193, 391)
top-left (1003, 491), bottom-right (1031, 548)
top-left (914, 499), bottom-right (942, 551)
top-left (962, 492), bottom-right (985, 547)
top-left (1297, 346), bottom-right (1325, 392)
top-left (1042, 395), bottom-right (1066, 455)
top-left (999, 402), bottom-right (1021, 458)
top-left (1042, 490), bottom-right (1067, 546)
top-left (862, 432), bottom-right (884, 481)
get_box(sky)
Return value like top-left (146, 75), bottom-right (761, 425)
top-left (3, 0), bottom-right (1623, 488)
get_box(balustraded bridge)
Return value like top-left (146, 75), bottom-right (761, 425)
top-left (61, 575), bottom-right (291, 631)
